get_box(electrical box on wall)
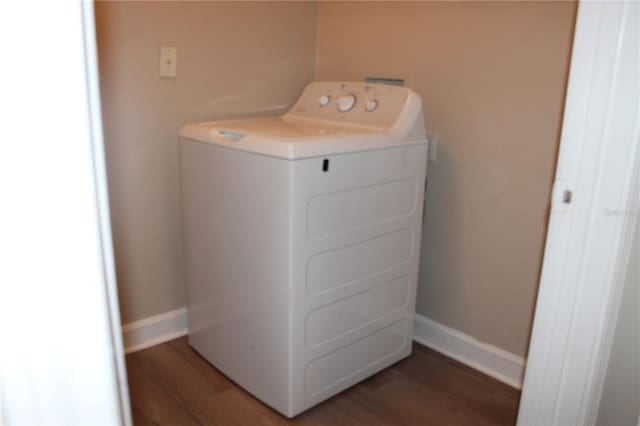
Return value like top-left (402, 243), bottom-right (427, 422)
top-left (160, 47), bottom-right (177, 78)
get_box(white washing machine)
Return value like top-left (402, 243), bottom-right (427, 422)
top-left (178, 81), bottom-right (428, 417)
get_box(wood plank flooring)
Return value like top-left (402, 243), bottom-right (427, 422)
top-left (126, 337), bottom-right (520, 425)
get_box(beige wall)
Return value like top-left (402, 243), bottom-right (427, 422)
top-left (316, 1), bottom-right (576, 356)
top-left (95, 1), bottom-right (317, 323)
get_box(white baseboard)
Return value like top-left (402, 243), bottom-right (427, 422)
top-left (413, 314), bottom-right (525, 389)
top-left (121, 308), bottom-right (525, 389)
top-left (121, 307), bottom-right (188, 354)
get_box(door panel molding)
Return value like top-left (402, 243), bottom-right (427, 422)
top-left (517, 2), bottom-right (640, 425)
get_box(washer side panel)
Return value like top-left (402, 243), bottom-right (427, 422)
top-left (179, 140), bottom-right (291, 414)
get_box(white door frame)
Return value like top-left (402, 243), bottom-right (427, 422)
top-left (0, 1), bottom-right (131, 424)
top-left (517, 1), bottom-right (639, 425)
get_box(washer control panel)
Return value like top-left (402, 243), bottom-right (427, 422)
top-left (288, 81), bottom-right (418, 128)
top-left (317, 93), bottom-right (380, 113)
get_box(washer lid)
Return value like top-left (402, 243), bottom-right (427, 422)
top-left (178, 81), bottom-right (427, 160)
top-left (179, 116), bottom-right (423, 160)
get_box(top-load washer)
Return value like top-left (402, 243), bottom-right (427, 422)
top-left (178, 81), bottom-right (428, 417)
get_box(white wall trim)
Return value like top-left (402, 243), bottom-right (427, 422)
top-left (121, 307), bottom-right (188, 354)
top-left (413, 314), bottom-right (525, 389)
top-left (121, 309), bottom-right (524, 389)
top-left (121, 308), bottom-right (524, 391)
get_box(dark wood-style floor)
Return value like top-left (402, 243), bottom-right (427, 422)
top-left (126, 337), bottom-right (520, 425)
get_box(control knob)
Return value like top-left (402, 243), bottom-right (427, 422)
top-left (337, 94), bottom-right (357, 112)
top-left (318, 95), bottom-right (331, 107)
top-left (365, 99), bottom-right (378, 112)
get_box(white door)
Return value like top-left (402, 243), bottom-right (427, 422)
top-left (517, 2), bottom-right (639, 425)
top-left (0, 1), bottom-right (131, 424)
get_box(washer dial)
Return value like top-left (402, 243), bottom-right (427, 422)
top-left (318, 95), bottom-right (331, 107)
top-left (337, 94), bottom-right (357, 112)
top-left (365, 99), bottom-right (378, 112)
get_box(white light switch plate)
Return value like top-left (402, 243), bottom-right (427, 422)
top-left (160, 47), bottom-right (177, 78)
